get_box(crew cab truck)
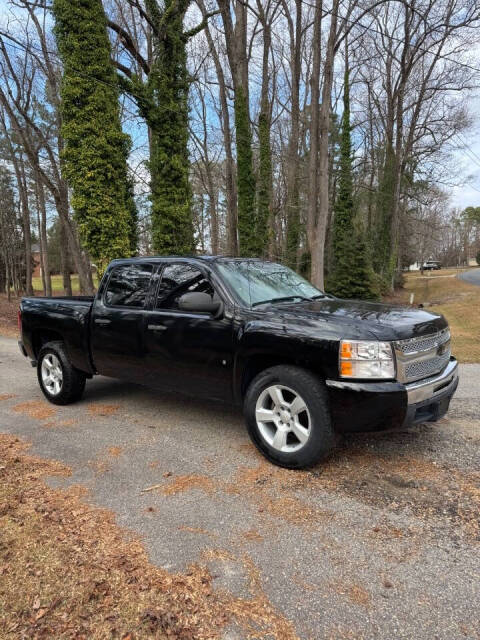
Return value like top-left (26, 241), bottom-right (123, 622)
top-left (18, 257), bottom-right (459, 469)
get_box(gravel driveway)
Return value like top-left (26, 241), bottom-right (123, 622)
top-left (0, 335), bottom-right (479, 639)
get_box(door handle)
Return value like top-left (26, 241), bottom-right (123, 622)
top-left (95, 318), bottom-right (111, 325)
top-left (148, 324), bottom-right (167, 331)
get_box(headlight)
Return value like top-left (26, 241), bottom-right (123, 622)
top-left (339, 340), bottom-right (395, 379)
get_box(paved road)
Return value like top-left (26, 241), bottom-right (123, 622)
top-left (458, 268), bottom-right (480, 286)
top-left (1, 335), bottom-right (479, 639)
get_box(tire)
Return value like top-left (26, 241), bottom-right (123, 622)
top-left (244, 365), bottom-right (336, 469)
top-left (37, 341), bottom-right (86, 405)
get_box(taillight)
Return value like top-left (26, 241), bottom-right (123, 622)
top-left (17, 310), bottom-right (22, 333)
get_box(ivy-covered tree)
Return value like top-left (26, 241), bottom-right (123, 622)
top-left (112, 0), bottom-right (196, 256)
top-left (328, 59), bottom-right (376, 300)
top-left (53, 0), bottom-right (136, 274)
top-left (235, 87), bottom-right (257, 256)
top-left (373, 142), bottom-right (396, 280)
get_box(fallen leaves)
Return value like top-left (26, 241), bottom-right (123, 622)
top-left (160, 474), bottom-right (216, 496)
top-left (87, 404), bottom-right (120, 417)
top-left (107, 446), bottom-right (123, 458)
top-left (12, 400), bottom-right (56, 421)
top-left (0, 393), bottom-right (16, 401)
top-left (0, 434), bottom-right (298, 639)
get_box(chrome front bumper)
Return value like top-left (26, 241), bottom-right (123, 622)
top-left (405, 357), bottom-right (458, 405)
top-left (325, 357), bottom-right (459, 433)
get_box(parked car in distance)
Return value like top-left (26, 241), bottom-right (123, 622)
top-left (422, 260), bottom-right (442, 270)
top-left (18, 257), bottom-right (458, 469)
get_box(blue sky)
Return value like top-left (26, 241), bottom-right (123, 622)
top-left (1, 0), bottom-right (479, 213)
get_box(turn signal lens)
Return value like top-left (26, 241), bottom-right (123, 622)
top-left (339, 340), bottom-right (395, 380)
top-left (340, 342), bottom-right (353, 359)
top-left (340, 361), bottom-right (353, 376)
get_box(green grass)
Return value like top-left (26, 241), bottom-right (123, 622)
top-left (389, 269), bottom-right (480, 363)
top-left (32, 275), bottom-right (98, 294)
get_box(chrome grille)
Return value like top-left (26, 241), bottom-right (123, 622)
top-left (404, 352), bottom-right (451, 380)
top-left (395, 328), bottom-right (450, 355)
top-left (394, 328), bottom-right (451, 383)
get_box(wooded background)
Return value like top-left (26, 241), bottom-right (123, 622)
top-left (1, 0), bottom-right (480, 299)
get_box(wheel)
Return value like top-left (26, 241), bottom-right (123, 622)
top-left (244, 365), bottom-right (336, 469)
top-left (37, 341), bottom-right (86, 405)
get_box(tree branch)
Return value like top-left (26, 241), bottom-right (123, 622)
top-left (107, 19), bottom-right (150, 76)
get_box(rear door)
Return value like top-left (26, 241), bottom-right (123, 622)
top-left (143, 261), bottom-right (234, 401)
top-left (90, 262), bottom-right (154, 381)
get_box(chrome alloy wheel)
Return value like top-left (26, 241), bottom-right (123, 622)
top-left (255, 384), bottom-right (311, 453)
top-left (41, 353), bottom-right (64, 396)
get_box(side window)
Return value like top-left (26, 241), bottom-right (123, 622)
top-left (105, 264), bottom-right (153, 308)
top-left (156, 263), bottom-right (214, 310)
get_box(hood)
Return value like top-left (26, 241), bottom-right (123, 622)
top-left (262, 298), bottom-right (447, 342)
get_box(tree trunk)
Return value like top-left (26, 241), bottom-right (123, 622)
top-left (36, 171), bottom-right (52, 296)
top-left (59, 217), bottom-right (73, 296)
top-left (284, 0), bottom-right (302, 267)
top-left (218, 0), bottom-right (256, 256)
top-left (55, 183), bottom-right (94, 294)
top-left (257, 3), bottom-right (273, 258)
top-left (0, 118), bottom-right (34, 296)
top-left (199, 0), bottom-right (238, 255)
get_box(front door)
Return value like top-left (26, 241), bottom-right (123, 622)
top-left (144, 262), bottom-right (234, 401)
top-left (91, 262), bottom-right (154, 382)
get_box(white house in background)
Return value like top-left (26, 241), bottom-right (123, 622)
top-left (407, 262), bottom-right (422, 271)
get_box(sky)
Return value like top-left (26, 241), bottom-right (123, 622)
top-left (450, 103), bottom-right (480, 210)
top-left (1, 0), bottom-right (480, 214)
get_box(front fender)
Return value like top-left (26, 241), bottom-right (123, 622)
top-left (233, 317), bottom-right (338, 403)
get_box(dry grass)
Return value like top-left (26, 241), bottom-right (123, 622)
top-left (0, 434), bottom-right (299, 639)
top-left (389, 269), bottom-right (480, 363)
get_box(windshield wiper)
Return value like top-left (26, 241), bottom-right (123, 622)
top-left (252, 296), bottom-right (310, 307)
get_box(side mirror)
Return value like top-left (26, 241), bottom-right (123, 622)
top-left (178, 292), bottom-right (222, 316)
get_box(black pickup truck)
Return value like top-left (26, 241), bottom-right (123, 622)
top-left (18, 257), bottom-right (459, 468)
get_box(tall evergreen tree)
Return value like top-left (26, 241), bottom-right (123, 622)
top-left (328, 56), bottom-right (376, 300)
top-left (53, 0), bottom-right (136, 274)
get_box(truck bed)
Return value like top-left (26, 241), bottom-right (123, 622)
top-left (20, 296), bottom-right (95, 375)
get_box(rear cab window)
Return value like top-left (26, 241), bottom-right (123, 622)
top-left (105, 263), bottom-right (153, 308)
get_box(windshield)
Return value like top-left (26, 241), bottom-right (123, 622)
top-left (216, 260), bottom-right (324, 307)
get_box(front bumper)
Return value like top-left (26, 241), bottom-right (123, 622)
top-left (402, 358), bottom-right (458, 426)
top-left (326, 357), bottom-right (459, 433)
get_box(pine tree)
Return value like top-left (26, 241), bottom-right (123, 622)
top-left (328, 56), bottom-right (376, 300)
top-left (53, 0), bottom-right (136, 274)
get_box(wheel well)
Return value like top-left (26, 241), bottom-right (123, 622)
top-left (32, 330), bottom-right (64, 357)
top-left (241, 354), bottom-right (307, 397)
